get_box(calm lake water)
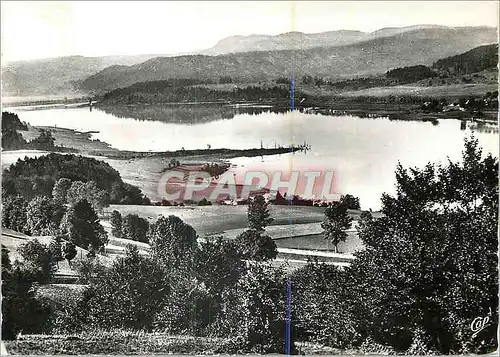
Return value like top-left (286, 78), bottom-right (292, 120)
top-left (10, 106), bottom-right (499, 210)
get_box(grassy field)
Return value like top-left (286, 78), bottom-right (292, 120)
top-left (105, 204), bottom-right (370, 257)
top-left (21, 125), bottom-right (117, 153)
top-left (205, 221), bottom-right (363, 254)
top-left (275, 232), bottom-right (363, 253)
top-left (111, 204), bottom-right (375, 227)
top-left (1, 228), bottom-right (115, 281)
top-left (108, 204), bottom-right (332, 236)
top-left (338, 83), bottom-right (499, 99)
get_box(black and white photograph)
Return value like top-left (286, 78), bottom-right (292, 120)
top-left (0, 1), bottom-right (498, 355)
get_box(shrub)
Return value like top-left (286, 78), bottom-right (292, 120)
top-left (234, 229), bottom-right (277, 261)
top-left (17, 239), bottom-right (57, 283)
top-left (75, 245), bottom-right (170, 331)
top-left (122, 214), bottom-right (149, 243)
top-left (74, 256), bottom-right (107, 284)
top-left (1, 248), bottom-right (52, 339)
top-left (216, 262), bottom-right (296, 354)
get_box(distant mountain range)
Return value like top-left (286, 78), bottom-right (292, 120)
top-left (202, 24), bottom-right (452, 55)
top-left (2, 25), bottom-right (497, 96)
top-left (1, 54), bottom-right (168, 97)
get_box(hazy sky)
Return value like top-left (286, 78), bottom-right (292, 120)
top-left (1, 1), bottom-right (498, 62)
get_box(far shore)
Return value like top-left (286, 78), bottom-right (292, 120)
top-left (4, 84), bottom-right (499, 123)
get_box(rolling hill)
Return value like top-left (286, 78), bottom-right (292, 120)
top-left (433, 43), bottom-right (499, 75)
top-left (79, 26), bottom-right (497, 93)
top-left (1, 54), bottom-right (167, 97)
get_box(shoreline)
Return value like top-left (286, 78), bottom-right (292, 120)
top-left (4, 93), bottom-right (498, 123)
top-left (22, 125), bottom-right (307, 160)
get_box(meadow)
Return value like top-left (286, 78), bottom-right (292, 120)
top-left (107, 204), bottom-right (362, 237)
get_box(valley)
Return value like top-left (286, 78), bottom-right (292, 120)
top-left (1, 17), bottom-right (498, 355)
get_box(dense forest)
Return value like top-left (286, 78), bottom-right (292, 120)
top-left (2, 153), bottom-right (150, 205)
top-left (100, 82), bottom-right (295, 105)
top-left (386, 65), bottom-right (437, 83)
top-left (433, 44), bottom-right (498, 75)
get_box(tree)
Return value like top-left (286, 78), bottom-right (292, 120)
top-left (110, 210), bottom-right (123, 238)
top-left (52, 178), bottom-right (72, 205)
top-left (2, 112), bottom-right (28, 150)
top-left (1, 245), bottom-right (52, 340)
top-left (2, 112), bottom-right (27, 131)
top-left (66, 181), bottom-right (108, 214)
top-left (109, 181), bottom-right (149, 205)
top-left (149, 215), bottom-right (198, 269)
top-left (339, 194), bottom-right (361, 210)
top-left (302, 75), bottom-right (313, 85)
top-left (122, 214), bottom-right (149, 243)
top-left (247, 195), bottom-right (273, 233)
top-left (291, 261), bottom-right (359, 348)
top-left (48, 236), bottom-right (63, 268)
top-left (1, 195), bottom-right (29, 233)
top-left (25, 196), bottom-right (65, 236)
top-left (321, 202), bottom-right (352, 253)
top-left (62, 241), bottom-right (77, 266)
top-left (17, 239), bottom-right (57, 283)
top-left (75, 245), bottom-right (170, 331)
top-left (151, 267), bottom-right (209, 335)
top-left (195, 237), bottom-right (246, 328)
top-left (73, 255), bottom-right (106, 284)
top-left (1, 128), bottom-right (27, 150)
top-left (350, 136), bottom-right (498, 354)
top-left (197, 197), bottom-right (212, 206)
top-left (221, 263), bottom-right (295, 354)
top-left (235, 229), bottom-right (277, 261)
top-left (2, 153), bottom-right (149, 205)
top-left (28, 129), bottom-right (56, 150)
top-left (60, 199), bottom-right (108, 253)
top-left (2, 245), bottom-right (12, 272)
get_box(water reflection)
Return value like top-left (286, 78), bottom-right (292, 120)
top-left (98, 104), bottom-right (291, 124)
top-left (462, 120), bottom-right (499, 134)
top-left (11, 106), bottom-right (498, 210)
top-left (98, 103), bottom-right (457, 127)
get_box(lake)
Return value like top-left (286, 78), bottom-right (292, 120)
top-left (9, 105), bottom-right (499, 210)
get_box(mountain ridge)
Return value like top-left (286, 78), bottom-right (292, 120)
top-left (2, 25), bottom-right (497, 96)
top-left (79, 26), bottom-right (498, 93)
top-left (203, 25), bottom-right (493, 55)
